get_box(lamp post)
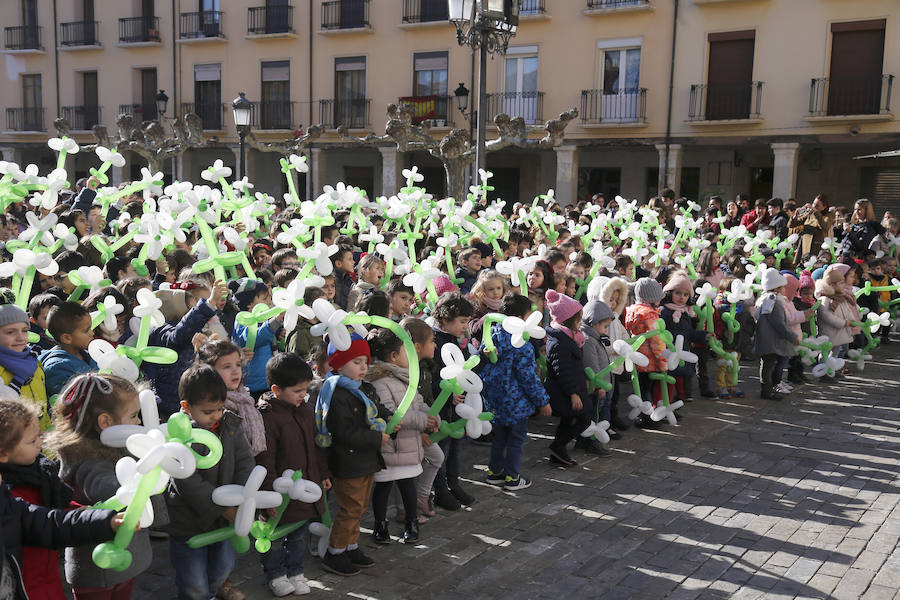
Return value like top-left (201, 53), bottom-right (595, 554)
top-left (448, 0), bottom-right (519, 186)
top-left (155, 89), bottom-right (169, 119)
top-left (232, 92), bottom-right (252, 180)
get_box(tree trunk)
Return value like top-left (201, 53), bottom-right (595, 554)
top-left (445, 158), bottom-right (468, 202)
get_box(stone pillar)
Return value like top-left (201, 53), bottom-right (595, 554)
top-left (176, 152), bottom-right (185, 182)
top-left (553, 145), bottom-right (579, 207)
top-left (379, 146), bottom-right (403, 197)
top-left (228, 144), bottom-right (242, 183)
top-left (310, 147), bottom-right (327, 198)
top-left (0, 147), bottom-right (15, 163)
top-left (655, 143), bottom-right (683, 197)
top-left (771, 142), bottom-right (800, 200)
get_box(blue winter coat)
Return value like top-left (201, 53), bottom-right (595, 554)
top-left (544, 327), bottom-right (590, 418)
top-left (232, 319), bottom-right (281, 393)
top-left (479, 324), bottom-right (549, 426)
top-left (39, 347), bottom-right (98, 398)
top-left (143, 299), bottom-right (216, 416)
top-left (659, 306), bottom-right (706, 378)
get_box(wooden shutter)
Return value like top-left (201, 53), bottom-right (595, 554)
top-left (706, 30), bottom-right (755, 120)
top-left (828, 21), bottom-right (885, 116)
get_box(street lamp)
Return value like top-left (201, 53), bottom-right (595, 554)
top-left (155, 90), bottom-right (169, 118)
top-left (454, 82), bottom-right (470, 115)
top-left (448, 0), bottom-right (520, 187)
top-left (232, 92), bottom-right (252, 180)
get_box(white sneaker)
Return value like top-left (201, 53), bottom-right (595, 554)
top-left (268, 575), bottom-right (294, 597)
top-left (289, 574), bottom-right (311, 595)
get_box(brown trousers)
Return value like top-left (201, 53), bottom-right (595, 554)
top-left (329, 474), bottom-right (375, 550)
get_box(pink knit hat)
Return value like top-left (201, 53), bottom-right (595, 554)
top-left (798, 270), bottom-right (814, 290)
top-left (783, 273), bottom-right (800, 301)
top-left (432, 275), bottom-right (458, 298)
top-left (544, 289), bottom-right (582, 323)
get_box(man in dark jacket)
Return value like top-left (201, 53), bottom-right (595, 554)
top-left (767, 198), bottom-right (789, 241)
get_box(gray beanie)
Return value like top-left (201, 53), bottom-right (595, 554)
top-left (634, 277), bottom-right (664, 304)
top-left (582, 300), bottom-right (616, 326)
top-left (0, 304), bottom-right (29, 328)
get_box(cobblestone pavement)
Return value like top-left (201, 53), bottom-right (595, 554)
top-left (132, 346), bottom-right (900, 600)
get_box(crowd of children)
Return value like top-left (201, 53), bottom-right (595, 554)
top-left (1, 174), bottom-right (899, 600)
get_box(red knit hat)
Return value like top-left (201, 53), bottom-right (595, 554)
top-left (798, 270), bottom-right (814, 290)
top-left (327, 333), bottom-right (371, 371)
top-left (544, 289), bottom-right (582, 323)
top-left (432, 275), bottom-right (458, 298)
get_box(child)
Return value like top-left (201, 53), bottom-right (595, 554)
top-left (166, 364), bottom-right (255, 600)
top-left (467, 269), bottom-right (509, 342)
top-left (365, 328), bottom-right (439, 543)
top-left (386, 279), bottom-right (414, 321)
top-left (286, 287), bottom-right (326, 360)
top-left (0, 400), bottom-right (74, 599)
top-left (590, 276), bottom-right (630, 432)
top-left (47, 374), bottom-right (158, 600)
top-left (713, 277), bottom-right (747, 398)
top-left (27, 293), bottom-right (61, 352)
top-left (429, 292), bottom-right (475, 510)
top-left (256, 353), bottom-right (329, 596)
top-left (815, 264), bottom-right (858, 380)
top-left (0, 303), bottom-right (49, 429)
top-left (754, 268), bottom-right (800, 400)
top-left (321, 274), bottom-right (338, 308)
top-left (526, 260), bottom-right (554, 298)
top-left (314, 333), bottom-right (391, 576)
top-left (579, 299), bottom-right (616, 451)
top-left (625, 278), bottom-right (667, 428)
top-left (230, 278), bottom-right (283, 399)
top-left (788, 270), bottom-right (816, 384)
top-left (776, 273), bottom-right (808, 395)
top-left (455, 248), bottom-right (482, 294)
top-left (40, 302), bottom-right (97, 400)
top-left (331, 244), bottom-right (356, 310)
top-left (660, 273), bottom-right (707, 403)
top-left (198, 339), bottom-right (266, 456)
top-left (347, 254), bottom-right (385, 312)
top-left (865, 258), bottom-right (892, 343)
top-left (480, 293), bottom-right (551, 487)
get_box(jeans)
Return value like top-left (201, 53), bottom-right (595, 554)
top-left (434, 436), bottom-right (461, 491)
top-left (489, 419), bottom-right (529, 479)
top-left (416, 442), bottom-right (444, 496)
top-left (372, 478), bottom-right (417, 521)
top-left (72, 579), bottom-right (136, 600)
top-left (772, 355), bottom-right (789, 386)
top-left (169, 537), bottom-right (235, 600)
top-left (595, 391), bottom-right (611, 423)
top-left (836, 343), bottom-right (849, 360)
top-left (260, 523), bottom-right (308, 581)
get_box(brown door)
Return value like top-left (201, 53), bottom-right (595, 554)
top-left (706, 31), bottom-right (755, 120)
top-left (828, 20), bottom-right (885, 116)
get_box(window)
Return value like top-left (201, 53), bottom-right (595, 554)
top-left (706, 30), bottom-right (755, 120)
top-left (411, 51), bottom-right (449, 123)
top-left (82, 71), bottom-right (99, 128)
top-left (140, 68), bottom-right (158, 119)
top-left (261, 60), bottom-right (291, 129)
top-left (828, 20), bottom-right (886, 115)
top-left (503, 46), bottom-right (539, 123)
top-left (334, 56), bottom-right (366, 128)
top-left (22, 73), bottom-right (42, 130)
top-left (194, 63), bottom-right (222, 129)
top-left (597, 38), bottom-right (641, 122)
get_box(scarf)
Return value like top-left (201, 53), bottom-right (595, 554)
top-left (0, 345), bottom-right (39, 391)
top-left (314, 374), bottom-right (386, 448)
top-left (552, 320), bottom-right (586, 347)
top-left (663, 302), bottom-right (695, 324)
top-left (482, 296), bottom-right (503, 311)
top-left (224, 387), bottom-right (266, 456)
top-left (0, 455), bottom-right (73, 508)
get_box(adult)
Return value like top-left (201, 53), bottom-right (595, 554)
top-left (722, 200), bottom-right (742, 230)
top-left (739, 198), bottom-right (771, 234)
top-left (842, 199), bottom-right (885, 257)
top-left (789, 193), bottom-right (834, 256)
top-left (766, 198), bottom-right (788, 241)
top-left (736, 193), bottom-right (751, 215)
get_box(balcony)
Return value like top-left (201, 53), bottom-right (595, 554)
top-left (118, 103), bottom-right (158, 122)
top-left (4, 26), bottom-right (42, 51)
top-left (250, 100), bottom-right (295, 130)
top-left (319, 98), bottom-right (371, 129)
top-left (585, 0), bottom-right (652, 14)
top-left (247, 5), bottom-right (294, 37)
top-left (485, 91), bottom-right (545, 125)
top-left (398, 95), bottom-right (453, 126)
top-left (61, 106), bottom-right (102, 131)
top-left (521, 0), bottom-right (548, 17)
top-left (180, 11), bottom-right (224, 41)
top-left (118, 16), bottom-right (161, 44)
top-left (807, 75), bottom-right (894, 123)
top-left (321, 0), bottom-right (372, 32)
top-left (60, 21), bottom-right (100, 48)
top-left (401, 0), bottom-right (448, 24)
top-left (580, 88), bottom-right (647, 126)
top-left (687, 81), bottom-right (763, 123)
top-left (6, 108), bottom-right (45, 132)
top-left (181, 102), bottom-right (224, 130)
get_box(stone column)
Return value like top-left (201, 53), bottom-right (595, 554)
top-left (771, 142), bottom-right (800, 200)
top-left (655, 143), bottom-right (682, 197)
top-left (554, 145), bottom-right (579, 207)
top-left (310, 147), bottom-right (327, 198)
top-left (228, 144), bottom-right (242, 184)
top-left (379, 146), bottom-right (403, 197)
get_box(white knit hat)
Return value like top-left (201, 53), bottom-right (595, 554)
top-left (761, 268), bottom-right (787, 292)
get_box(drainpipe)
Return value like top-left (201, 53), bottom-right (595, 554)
top-left (53, 0), bottom-right (60, 119)
top-left (307, 0), bottom-right (314, 201)
top-left (172, 0), bottom-right (178, 179)
top-left (662, 0), bottom-right (678, 192)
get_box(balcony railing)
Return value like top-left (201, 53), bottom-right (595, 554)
top-left (809, 75), bottom-right (894, 117)
top-left (587, 0), bottom-right (650, 8)
top-left (580, 89), bottom-right (647, 124)
top-left (4, 26), bottom-right (42, 50)
top-left (6, 108), bottom-right (45, 131)
top-left (181, 102), bottom-right (224, 130)
top-left (485, 91), bottom-right (545, 124)
top-left (521, 0), bottom-right (547, 15)
top-left (180, 11), bottom-right (224, 39)
top-left (322, 0), bottom-right (371, 30)
top-left (401, 0), bottom-right (448, 23)
top-left (250, 100), bottom-right (295, 129)
top-left (247, 5), bottom-right (294, 35)
top-left (118, 103), bottom-right (158, 121)
top-left (61, 106), bottom-right (102, 130)
top-left (399, 95), bottom-right (452, 125)
top-left (60, 21), bottom-right (99, 46)
top-left (688, 81), bottom-right (763, 121)
top-left (319, 98), bottom-right (371, 129)
top-left (119, 16), bottom-right (160, 43)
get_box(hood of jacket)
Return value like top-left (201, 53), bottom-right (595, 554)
top-left (52, 435), bottom-right (127, 481)
top-left (365, 360), bottom-right (410, 385)
top-left (600, 276), bottom-right (629, 316)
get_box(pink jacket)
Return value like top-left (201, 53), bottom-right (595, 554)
top-left (778, 295), bottom-right (806, 339)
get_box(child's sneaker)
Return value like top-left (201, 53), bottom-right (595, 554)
top-left (289, 574), bottom-right (311, 595)
top-left (505, 475), bottom-right (532, 490)
top-left (346, 547), bottom-right (374, 568)
top-left (321, 551), bottom-right (360, 576)
top-left (730, 388), bottom-right (745, 398)
top-left (486, 469), bottom-right (506, 485)
top-left (268, 576), bottom-right (295, 597)
top-left (717, 389), bottom-right (731, 399)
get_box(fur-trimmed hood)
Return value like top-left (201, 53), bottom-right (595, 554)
top-left (53, 435), bottom-right (127, 481)
top-left (600, 276), bottom-right (629, 316)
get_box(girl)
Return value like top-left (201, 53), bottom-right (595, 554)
top-left (754, 269), bottom-right (799, 400)
top-left (697, 248), bottom-right (724, 289)
top-left (775, 273), bottom-right (808, 395)
top-left (713, 277), bottom-right (747, 398)
top-left (660, 273), bottom-right (707, 403)
top-left (467, 269), bottom-right (510, 342)
top-left (815, 264), bottom-right (859, 380)
top-left (322, 274), bottom-right (339, 309)
top-left (365, 328), bottom-right (439, 543)
top-left (625, 278), bottom-right (667, 428)
top-left (596, 276), bottom-right (630, 433)
top-left (197, 339), bottom-right (266, 456)
top-left (47, 373), bottom-right (157, 600)
top-left (0, 303), bottom-right (50, 430)
top-left (347, 254), bottom-right (386, 312)
top-left (526, 260), bottom-right (554, 298)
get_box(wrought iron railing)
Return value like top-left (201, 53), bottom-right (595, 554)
top-left (521, 0), bottom-right (547, 15)
top-left (321, 0), bottom-right (370, 30)
top-left (319, 98), bottom-right (371, 129)
top-left (6, 108), bottom-right (45, 131)
top-left (60, 21), bottom-right (99, 46)
top-left (688, 81), bottom-right (763, 121)
top-left (4, 26), bottom-right (41, 50)
top-left (181, 102), bottom-right (224, 130)
top-left (118, 103), bottom-right (158, 121)
top-left (180, 11), bottom-right (224, 39)
top-left (586, 0), bottom-right (649, 8)
top-left (61, 106), bottom-right (102, 130)
top-left (580, 88), bottom-right (647, 124)
top-left (247, 5), bottom-right (294, 35)
top-left (809, 75), bottom-right (894, 117)
top-left (401, 0), bottom-right (448, 23)
top-left (119, 16), bottom-right (160, 43)
top-left (485, 91), bottom-right (544, 124)
top-left (250, 100), bottom-right (295, 129)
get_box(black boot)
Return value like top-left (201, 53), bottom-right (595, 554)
top-left (372, 519), bottom-right (391, 544)
top-left (548, 443), bottom-right (577, 467)
top-left (449, 482), bottom-right (476, 506)
top-left (610, 416), bottom-right (630, 431)
top-left (403, 519), bottom-right (420, 543)
top-left (582, 439), bottom-right (611, 457)
top-left (433, 486), bottom-right (461, 511)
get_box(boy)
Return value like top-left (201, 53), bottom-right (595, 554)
top-left (430, 292), bottom-right (475, 509)
top-left (286, 287), bottom-right (326, 359)
top-left (331, 244), bottom-right (356, 310)
top-left (166, 364), bottom-right (255, 600)
top-left (314, 333), bottom-right (391, 576)
top-left (27, 293), bottom-right (61, 352)
top-left (455, 248), bottom-right (482, 294)
top-left (865, 258), bottom-right (892, 344)
top-left (270, 248), bottom-right (300, 273)
top-left (256, 353), bottom-right (330, 596)
top-left (40, 302), bottom-right (97, 398)
top-left (386, 279), bottom-right (414, 321)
